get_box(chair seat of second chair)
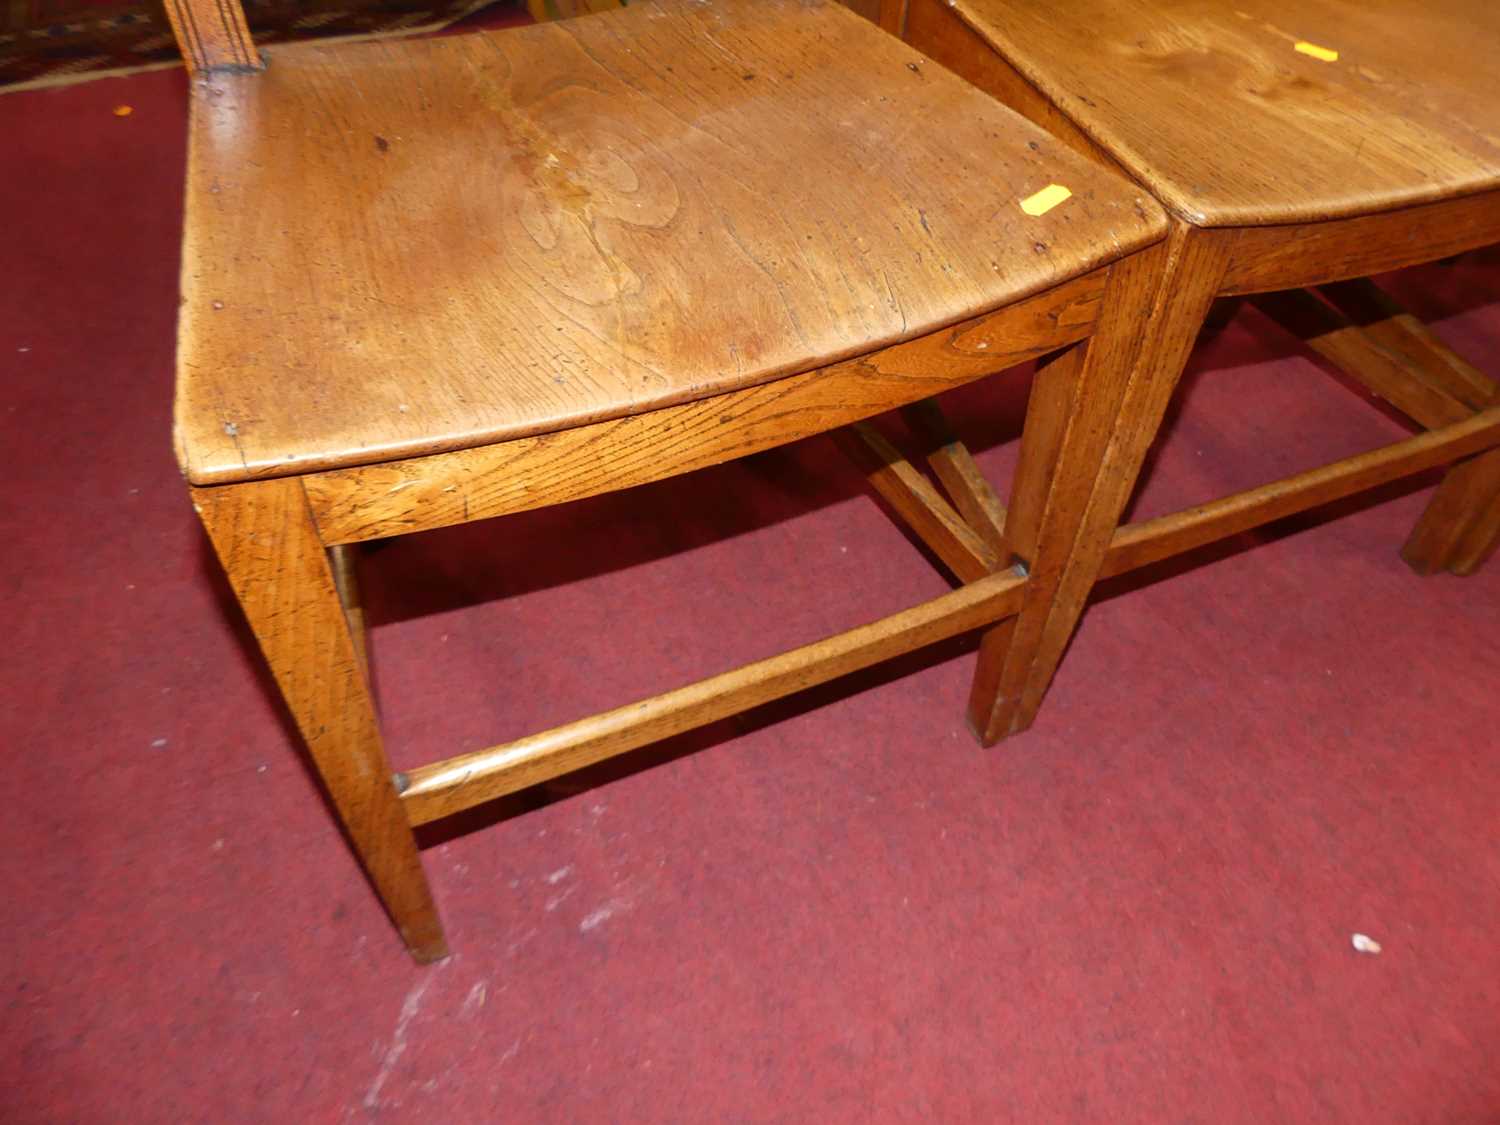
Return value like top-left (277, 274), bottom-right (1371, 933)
top-left (173, 0), bottom-right (1162, 487)
top-left (921, 0), bottom-right (1500, 227)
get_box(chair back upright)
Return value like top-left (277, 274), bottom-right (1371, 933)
top-left (164, 0), bottom-right (262, 75)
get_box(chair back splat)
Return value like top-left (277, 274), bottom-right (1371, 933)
top-left (164, 0), bottom-right (262, 75)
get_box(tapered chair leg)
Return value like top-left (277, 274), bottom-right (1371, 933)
top-left (328, 543), bottom-right (370, 679)
top-left (966, 341), bottom-right (1081, 741)
top-left (1245, 281), bottom-right (1500, 577)
top-left (194, 477), bottom-right (448, 963)
top-left (969, 227), bottom-right (1229, 744)
top-left (1403, 446), bottom-right (1500, 576)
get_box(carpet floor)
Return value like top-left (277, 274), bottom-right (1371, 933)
top-left (3, 47), bottom-right (1498, 1124)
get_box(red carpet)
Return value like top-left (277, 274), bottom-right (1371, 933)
top-left (3, 56), bottom-right (1498, 1124)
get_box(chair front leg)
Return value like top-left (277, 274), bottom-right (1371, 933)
top-left (969, 228), bottom-right (1228, 743)
top-left (193, 476), bottom-right (448, 963)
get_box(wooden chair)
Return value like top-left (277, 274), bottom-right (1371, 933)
top-left (168, 0), bottom-right (1176, 960)
top-left (888, 0), bottom-right (1500, 743)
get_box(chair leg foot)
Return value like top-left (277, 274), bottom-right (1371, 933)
top-left (407, 933), bottom-right (453, 965)
top-left (965, 618), bottom-right (1036, 746)
top-left (193, 477), bottom-right (448, 962)
top-left (1402, 447), bottom-right (1500, 576)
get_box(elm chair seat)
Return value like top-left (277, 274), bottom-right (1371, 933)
top-left (174, 5), bottom-right (1161, 484)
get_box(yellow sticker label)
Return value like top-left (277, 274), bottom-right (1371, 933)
top-left (1020, 183), bottom-right (1072, 216)
top-left (1294, 41), bottom-right (1339, 62)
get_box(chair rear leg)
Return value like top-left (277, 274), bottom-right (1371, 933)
top-left (1403, 446), bottom-right (1500, 576)
top-left (328, 542), bottom-right (371, 679)
top-left (1247, 282), bottom-right (1500, 578)
top-left (194, 477), bottom-right (448, 963)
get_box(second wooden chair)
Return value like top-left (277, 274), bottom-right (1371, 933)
top-left (892, 0), bottom-right (1500, 742)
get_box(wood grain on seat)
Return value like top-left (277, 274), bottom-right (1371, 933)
top-left (174, 0), bottom-right (1165, 485)
top-left (943, 0), bottom-right (1500, 227)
